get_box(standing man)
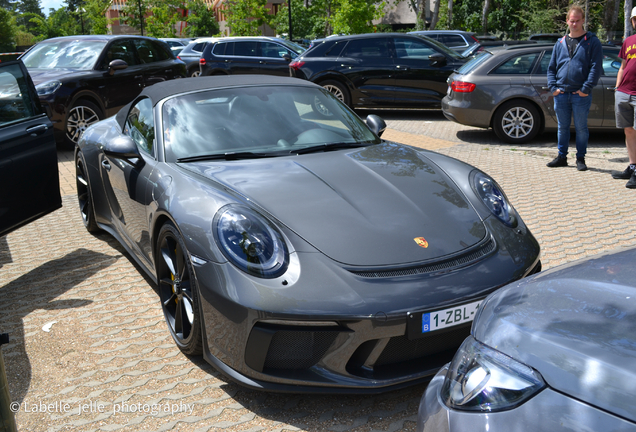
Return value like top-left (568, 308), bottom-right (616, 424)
top-left (612, 7), bottom-right (636, 188)
top-left (546, 5), bottom-right (603, 171)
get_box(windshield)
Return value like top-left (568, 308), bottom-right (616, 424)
top-left (411, 34), bottom-right (464, 60)
top-left (280, 40), bottom-right (306, 55)
top-left (21, 39), bottom-right (107, 70)
top-left (162, 85), bottom-right (380, 162)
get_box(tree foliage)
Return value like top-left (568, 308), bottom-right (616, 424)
top-left (0, 8), bottom-right (17, 51)
top-left (269, 0), bottom-right (385, 39)
top-left (224, 0), bottom-right (272, 36)
top-left (184, 0), bottom-right (220, 37)
top-left (120, 0), bottom-right (150, 35)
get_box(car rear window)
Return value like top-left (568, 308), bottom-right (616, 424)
top-left (456, 51), bottom-right (492, 74)
top-left (342, 39), bottom-right (390, 58)
top-left (491, 53), bottom-right (539, 75)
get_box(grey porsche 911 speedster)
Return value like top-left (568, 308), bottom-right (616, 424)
top-left (75, 75), bottom-right (541, 393)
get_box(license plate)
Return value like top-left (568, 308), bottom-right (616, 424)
top-left (407, 299), bottom-right (482, 339)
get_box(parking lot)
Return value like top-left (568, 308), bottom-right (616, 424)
top-left (2, 111), bottom-right (635, 432)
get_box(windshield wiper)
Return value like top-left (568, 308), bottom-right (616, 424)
top-left (177, 151), bottom-right (273, 162)
top-left (292, 142), bottom-right (370, 155)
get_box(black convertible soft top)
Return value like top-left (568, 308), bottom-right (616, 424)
top-left (115, 75), bottom-right (318, 129)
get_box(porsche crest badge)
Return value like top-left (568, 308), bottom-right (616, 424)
top-left (414, 237), bottom-right (429, 248)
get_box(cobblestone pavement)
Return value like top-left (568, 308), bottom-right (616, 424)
top-left (2, 112), bottom-right (634, 431)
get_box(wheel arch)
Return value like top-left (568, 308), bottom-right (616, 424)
top-left (68, 90), bottom-right (106, 117)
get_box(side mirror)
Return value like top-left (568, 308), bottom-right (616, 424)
top-left (108, 59), bottom-right (128, 76)
top-left (611, 60), bottom-right (621, 70)
top-left (429, 53), bottom-right (447, 67)
top-left (103, 135), bottom-right (142, 163)
top-left (366, 114), bottom-right (386, 137)
top-left (282, 53), bottom-right (292, 62)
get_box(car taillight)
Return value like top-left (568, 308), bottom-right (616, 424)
top-left (177, 56), bottom-right (181, 60)
top-left (471, 35), bottom-right (480, 43)
top-left (199, 58), bottom-right (206, 65)
top-left (289, 60), bottom-right (305, 70)
top-left (451, 81), bottom-right (476, 93)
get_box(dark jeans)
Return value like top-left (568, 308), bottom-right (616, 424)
top-left (554, 92), bottom-right (593, 159)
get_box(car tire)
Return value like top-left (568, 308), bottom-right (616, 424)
top-left (65, 100), bottom-right (103, 149)
top-left (319, 80), bottom-right (350, 106)
top-left (156, 222), bottom-right (203, 356)
top-left (189, 69), bottom-right (201, 77)
top-left (492, 100), bottom-right (541, 144)
top-left (75, 152), bottom-right (100, 233)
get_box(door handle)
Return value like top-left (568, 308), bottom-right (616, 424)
top-left (395, 65), bottom-right (409, 71)
top-left (26, 124), bottom-right (48, 135)
top-left (541, 87), bottom-right (550, 90)
top-left (101, 160), bottom-right (111, 171)
top-left (607, 87), bottom-right (616, 91)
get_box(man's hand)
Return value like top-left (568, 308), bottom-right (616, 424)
top-left (575, 90), bottom-right (589, 97)
top-left (552, 89), bottom-right (562, 96)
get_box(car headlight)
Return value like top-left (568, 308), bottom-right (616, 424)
top-left (35, 80), bottom-right (62, 96)
top-left (441, 336), bottom-right (545, 412)
top-left (472, 171), bottom-right (517, 227)
top-left (214, 205), bottom-right (289, 278)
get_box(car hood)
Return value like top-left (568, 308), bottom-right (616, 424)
top-left (185, 143), bottom-right (487, 266)
top-left (474, 248), bottom-right (636, 422)
top-left (27, 68), bottom-right (92, 85)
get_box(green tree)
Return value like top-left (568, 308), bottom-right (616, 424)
top-left (270, 0), bottom-right (327, 39)
top-left (120, 0), bottom-right (150, 35)
top-left (329, 0), bottom-right (385, 34)
top-left (224, 0), bottom-right (272, 36)
top-left (83, 0), bottom-right (110, 34)
top-left (146, 0), bottom-right (183, 37)
top-left (184, 0), bottom-right (220, 37)
top-left (0, 8), bottom-right (17, 51)
top-left (24, 10), bottom-right (69, 40)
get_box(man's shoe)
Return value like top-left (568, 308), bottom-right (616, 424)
top-left (626, 172), bottom-right (636, 189)
top-left (546, 156), bottom-right (567, 167)
top-left (611, 165), bottom-right (635, 179)
top-left (576, 157), bottom-right (587, 171)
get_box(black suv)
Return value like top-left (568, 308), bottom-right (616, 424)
top-left (289, 33), bottom-right (468, 109)
top-left (199, 36), bottom-right (305, 77)
top-left (20, 35), bottom-right (186, 147)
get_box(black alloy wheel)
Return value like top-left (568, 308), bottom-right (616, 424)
top-left (156, 222), bottom-right (203, 355)
top-left (493, 99), bottom-right (541, 144)
top-left (75, 153), bottom-right (99, 233)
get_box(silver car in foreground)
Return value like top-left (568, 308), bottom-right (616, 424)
top-left (417, 247), bottom-right (636, 431)
top-left (442, 44), bottom-right (621, 144)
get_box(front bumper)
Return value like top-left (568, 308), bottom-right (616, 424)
top-left (417, 365), bottom-right (636, 431)
top-left (192, 219), bottom-right (541, 393)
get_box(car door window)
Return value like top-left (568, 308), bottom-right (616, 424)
top-left (394, 38), bottom-right (437, 60)
top-left (342, 38), bottom-right (390, 58)
top-left (212, 42), bottom-right (227, 55)
top-left (191, 42), bottom-right (206, 53)
top-left (534, 50), bottom-right (553, 75)
top-left (603, 50), bottom-right (621, 77)
top-left (440, 34), bottom-right (467, 47)
top-left (492, 53), bottom-right (539, 75)
top-left (0, 63), bottom-right (36, 125)
top-left (260, 41), bottom-right (290, 58)
top-left (233, 41), bottom-right (258, 57)
top-left (104, 40), bottom-right (138, 67)
top-left (133, 39), bottom-right (167, 64)
top-left (125, 98), bottom-right (154, 155)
